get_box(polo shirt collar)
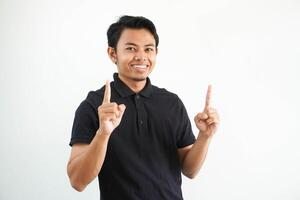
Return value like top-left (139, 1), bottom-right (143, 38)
top-left (113, 73), bottom-right (153, 98)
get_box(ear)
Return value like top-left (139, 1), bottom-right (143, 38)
top-left (107, 47), bottom-right (117, 64)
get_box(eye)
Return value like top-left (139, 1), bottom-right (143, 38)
top-left (126, 47), bottom-right (136, 51)
top-left (145, 48), bottom-right (154, 52)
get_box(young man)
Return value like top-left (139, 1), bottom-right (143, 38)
top-left (67, 15), bottom-right (220, 200)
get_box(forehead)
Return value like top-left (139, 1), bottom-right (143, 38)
top-left (117, 28), bottom-right (156, 47)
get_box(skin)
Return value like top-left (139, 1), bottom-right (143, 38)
top-left (67, 28), bottom-right (220, 192)
top-left (108, 28), bottom-right (157, 93)
top-left (180, 85), bottom-right (220, 178)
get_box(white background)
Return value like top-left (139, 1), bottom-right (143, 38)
top-left (1, 0), bottom-right (300, 199)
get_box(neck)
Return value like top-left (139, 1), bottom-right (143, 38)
top-left (118, 75), bottom-right (147, 93)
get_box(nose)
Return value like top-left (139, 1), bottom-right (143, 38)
top-left (134, 56), bottom-right (146, 61)
top-left (134, 50), bottom-right (147, 61)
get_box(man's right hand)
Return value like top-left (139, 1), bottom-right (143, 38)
top-left (97, 81), bottom-right (126, 136)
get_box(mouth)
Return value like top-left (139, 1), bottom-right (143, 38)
top-left (130, 64), bottom-right (149, 72)
top-left (131, 64), bottom-right (148, 69)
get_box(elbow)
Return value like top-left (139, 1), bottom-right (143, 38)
top-left (183, 169), bottom-right (198, 179)
top-left (67, 165), bottom-right (86, 192)
top-left (68, 173), bottom-right (87, 192)
top-left (185, 172), bottom-right (197, 179)
top-left (70, 180), bottom-right (86, 192)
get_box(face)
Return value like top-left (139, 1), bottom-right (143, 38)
top-left (108, 28), bottom-right (157, 85)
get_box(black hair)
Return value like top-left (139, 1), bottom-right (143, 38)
top-left (107, 15), bottom-right (159, 49)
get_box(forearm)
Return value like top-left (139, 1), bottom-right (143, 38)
top-left (67, 129), bottom-right (110, 191)
top-left (182, 133), bottom-right (212, 178)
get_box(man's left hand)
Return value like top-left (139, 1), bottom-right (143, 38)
top-left (194, 85), bottom-right (220, 138)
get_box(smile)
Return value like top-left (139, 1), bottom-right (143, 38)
top-left (131, 64), bottom-right (148, 69)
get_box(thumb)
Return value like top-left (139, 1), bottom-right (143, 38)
top-left (196, 112), bottom-right (209, 120)
top-left (118, 104), bottom-right (126, 117)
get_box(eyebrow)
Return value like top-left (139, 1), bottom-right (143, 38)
top-left (124, 42), bottom-right (155, 47)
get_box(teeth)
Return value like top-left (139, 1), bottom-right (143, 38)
top-left (133, 65), bottom-right (147, 69)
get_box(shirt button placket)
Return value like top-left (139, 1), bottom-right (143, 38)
top-left (135, 94), bottom-right (143, 129)
top-left (135, 94), bottom-right (143, 158)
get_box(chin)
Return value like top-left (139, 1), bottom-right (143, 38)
top-left (129, 72), bottom-right (149, 82)
top-left (132, 77), bottom-right (147, 82)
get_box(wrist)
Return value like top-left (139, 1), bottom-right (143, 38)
top-left (96, 129), bottom-right (111, 139)
top-left (197, 132), bottom-right (213, 141)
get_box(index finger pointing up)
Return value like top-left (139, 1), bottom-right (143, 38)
top-left (102, 80), bottom-right (111, 104)
top-left (204, 84), bottom-right (212, 109)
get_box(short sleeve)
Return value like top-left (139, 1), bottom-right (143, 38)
top-left (69, 100), bottom-right (99, 146)
top-left (176, 98), bottom-right (196, 148)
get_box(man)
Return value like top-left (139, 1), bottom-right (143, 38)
top-left (67, 15), bottom-right (220, 200)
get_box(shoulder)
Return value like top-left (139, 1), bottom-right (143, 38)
top-left (151, 85), bottom-right (183, 106)
top-left (78, 85), bottom-right (106, 111)
top-left (152, 85), bottom-right (178, 98)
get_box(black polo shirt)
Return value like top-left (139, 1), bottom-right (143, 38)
top-left (70, 73), bottom-right (196, 200)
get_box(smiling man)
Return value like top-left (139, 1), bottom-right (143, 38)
top-left (67, 15), bottom-right (220, 200)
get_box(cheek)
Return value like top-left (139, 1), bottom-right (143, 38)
top-left (150, 55), bottom-right (156, 64)
top-left (116, 56), bottom-right (126, 65)
top-left (117, 53), bottom-right (133, 63)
